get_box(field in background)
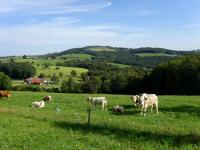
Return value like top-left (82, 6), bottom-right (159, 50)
top-left (86, 47), bottom-right (117, 51)
top-left (12, 66), bottom-right (88, 88)
top-left (136, 53), bottom-right (177, 57)
top-left (36, 66), bottom-right (88, 81)
top-left (57, 54), bottom-right (93, 60)
top-left (0, 57), bottom-right (89, 88)
top-left (0, 91), bottom-right (199, 150)
top-left (108, 63), bottom-right (131, 68)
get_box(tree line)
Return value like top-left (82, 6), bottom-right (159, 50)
top-left (0, 62), bottom-right (36, 80)
top-left (1, 54), bottom-right (200, 95)
top-left (61, 54), bottom-right (200, 95)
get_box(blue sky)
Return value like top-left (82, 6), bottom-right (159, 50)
top-left (0, 0), bottom-right (200, 56)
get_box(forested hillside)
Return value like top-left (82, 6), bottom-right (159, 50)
top-left (44, 46), bottom-right (196, 68)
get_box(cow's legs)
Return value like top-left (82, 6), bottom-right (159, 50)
top-left (102, 105), bottom-right (104, 111)
top-left (151, 106), bottom-right (153, 112)
top-left (156, 104), bottom-right (158, 114)
top-left (140, 106), bottom-right (143, 115)
top-left (143, 105), bottom-right (148, 116)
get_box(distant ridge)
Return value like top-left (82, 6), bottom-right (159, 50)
top-left (39, 46), bottom-right (199, 68)
top-left (50, 46), bottom-right (193, 56)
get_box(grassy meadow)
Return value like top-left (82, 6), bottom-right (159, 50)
top-left (57, 54), bottom-right (94, 60)
top-left (36, 66), bottom-right (88, 81)
top-left (0, 91), bottom-right (199, 150)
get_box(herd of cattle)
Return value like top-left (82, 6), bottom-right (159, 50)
top-left (87, 93), bottom-right (158, 115)
top-left (0, 91), bottom-right (158, 115)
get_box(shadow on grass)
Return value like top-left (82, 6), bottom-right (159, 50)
top-left (160, 105), bottom-right (200, 116)
top-left (1, 109), bottom-right (200, 147)
top-left (54, 121), bottom-right (200, 147)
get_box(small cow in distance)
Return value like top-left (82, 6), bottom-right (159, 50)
top-left (31, 95), bottom-right (52, 108)
top-left (87, 96), bottom-right (107, 111)
top-left (113, 105), bottom-right (124, 113)
top-left (42, 95), bottom-right (52, 102)
top-left (31, 100), bottom-right (45, 108)
top-left (0, 91), bottom-right (11, 99)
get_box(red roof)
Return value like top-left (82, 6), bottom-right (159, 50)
top-left (25, 77), bottom-right (46, 84)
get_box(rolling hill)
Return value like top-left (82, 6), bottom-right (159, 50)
top-left (1, 46), bottom-right (197, 68)
top-left (45, 46), bottom-right (197, 68)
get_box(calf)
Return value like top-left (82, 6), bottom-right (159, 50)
top-left (32, 100), bottom-right (45, 108)
top-left (87, 96), bottom-right (107, 111)
top-left (113, 105), bottom-right (124, 113)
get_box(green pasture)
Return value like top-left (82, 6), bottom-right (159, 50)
top-left (136, 53), bottom-right (177, 57)
top-left (58, 54), bottom-right (93, 60)
top-left (11, 65), bottom-right (88, 88)
top-left (0, 92), bottom-right (199, 150)
top-left (0, 56), bottom-right (61, 66)
top-left (36, 66), bottom-right (88, 81)
top-left (108, 63), bottom-right (131, 68)
top-left (87, 47), bottom-right (117, 52)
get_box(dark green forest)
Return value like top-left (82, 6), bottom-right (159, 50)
top-left (0, 62), bottom-right (36, 79)
top-left (58, 54), bottom-right (200, 95)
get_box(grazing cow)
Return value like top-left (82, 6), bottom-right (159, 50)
top-left (113, 105), bottom-right (124, 113)
top-left (0, 91), bottom-right (11, 99)
top-left (138, 93), bottom-right (158, 115)
top-left (87, 96), bottom-right (107, 111)
top-left (42, 95), bottom-right (52, 102)
top-left (31, 100), bottom-right (45, 108)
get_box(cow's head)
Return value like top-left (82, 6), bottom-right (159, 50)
top-left (136, 98), bottom-right (144, 106)
top-left (87, 96), bottom-right (93, 102)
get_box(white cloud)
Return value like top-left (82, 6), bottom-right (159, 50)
top-left (31, 17), bottom-right (81, 27)
top-left (0, 0), bottom-right (111, 15)
top-left (0, 24), bottom-right (120, 56)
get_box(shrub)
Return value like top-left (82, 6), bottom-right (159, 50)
top-left (0, 72), bottom-right (12, 90)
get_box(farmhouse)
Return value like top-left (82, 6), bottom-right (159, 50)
top-left (24, 77), bottom-right (47, 85)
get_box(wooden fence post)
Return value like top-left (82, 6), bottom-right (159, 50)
top-left (87, 108), bottom-right (91, 130)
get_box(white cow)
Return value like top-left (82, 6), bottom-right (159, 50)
top-left (32, 100), bottom-right (45, 108)
top-left (138, 93), bottom-right (158, 115)
top-left (87, 96), bottom-right (107, 111)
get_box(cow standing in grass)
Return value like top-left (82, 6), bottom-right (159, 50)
top-left (0, 91), bottom-right (11, 99)
top-left (130, 95), bottom-right (142, 112)
top-left (87, 96), bottom-right (107, 111)
top-left (137, 93), bottom-right (158, 115)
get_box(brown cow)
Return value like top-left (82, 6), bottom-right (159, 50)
top-left (42, 95), bottom-right (52, 102)
top-left (0, 91), bottom-right (11, 99)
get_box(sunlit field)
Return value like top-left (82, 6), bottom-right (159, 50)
top-left (0, 91), bottom-right (199, 150)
